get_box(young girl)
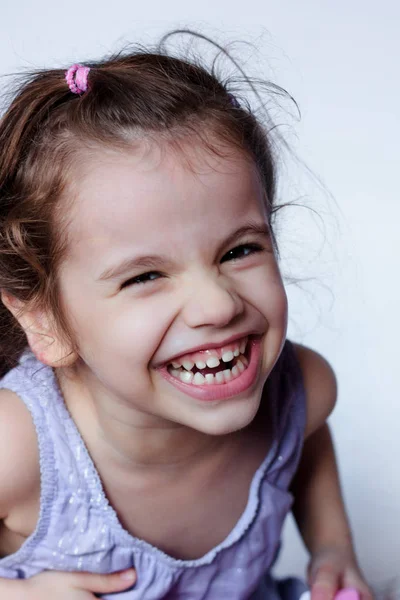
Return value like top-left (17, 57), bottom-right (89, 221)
top-left (0, 39), bottom-right (372, 599)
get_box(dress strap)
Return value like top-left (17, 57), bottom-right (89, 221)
top-left (264, 340), bottom-right (307, 489)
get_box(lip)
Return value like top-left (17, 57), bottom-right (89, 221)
top-left (160, 332), bottom-right (262, 366)
top-left (158, 336), bottom-right (263, 402)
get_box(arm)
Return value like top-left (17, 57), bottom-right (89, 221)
top-left (0, 390), bottom-right (39, 597)
top-left (0, 389), bottom-right (135, 598)
top-left (0, 389), bottom-right (40, 526)
top-left (291, 345), bottom-right (372, 600)
top-left (0, 571), bottom-right (136, 598)
top-left (292, 423), bottom-right (353, 557)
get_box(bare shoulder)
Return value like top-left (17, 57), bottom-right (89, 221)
top-left (0, 388), bottom-right (40, 519)
top-left (292, 343), bottom-right (337, 438)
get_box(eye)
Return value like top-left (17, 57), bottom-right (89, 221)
top-left (121, 271), bottom-right (162, 289)
top-left (221, 243), bottom-right (264, 263)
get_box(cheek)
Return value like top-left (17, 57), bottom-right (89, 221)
top-left (267, 277), bottom-right (288, 323)
top-left (77, 294), bottom-right (177, 364)
top-left (239, 263), bottom-right (288, 323)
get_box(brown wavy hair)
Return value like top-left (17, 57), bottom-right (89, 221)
top-left (0, 32), bottom-right (290, 377)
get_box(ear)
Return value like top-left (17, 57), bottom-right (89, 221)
top-left (1, 291), bottom-right (78, 368)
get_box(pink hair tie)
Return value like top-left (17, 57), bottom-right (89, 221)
top-left (65, 64), bottom-right (90, 95)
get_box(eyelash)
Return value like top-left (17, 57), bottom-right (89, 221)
top-left (121, 243), bottom-right (265, 289)
top-left (220, 242), bottom-right (264, 263)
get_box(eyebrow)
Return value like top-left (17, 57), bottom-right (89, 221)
top-left (98, 221), bottom-right (270, 282)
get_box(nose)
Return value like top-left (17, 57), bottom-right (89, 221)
top-left (182, 272), bottom-right (245, 329)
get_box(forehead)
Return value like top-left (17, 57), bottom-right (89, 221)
top-left (65, 142), bottom-right (266, 261)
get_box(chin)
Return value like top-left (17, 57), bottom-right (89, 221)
top-left (189, 395), bottom-right (261, 437)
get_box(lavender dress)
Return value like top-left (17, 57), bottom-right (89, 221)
top-left (0, 341), bottom-right (308, 599)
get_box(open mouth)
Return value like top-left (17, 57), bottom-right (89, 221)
top-left (160, 335), bottom-right (262, 401)
top-left (166, 337), bottom-right (250, 387)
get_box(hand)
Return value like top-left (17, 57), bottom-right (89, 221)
top-left (307, 546), bottom-right (373, 600)
top-left (19, 568), bottom-right (136, 599)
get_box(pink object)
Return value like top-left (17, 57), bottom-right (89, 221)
top-left (65, 64), bottom-right (90, 94)
top-left (334, 588), bottom-right (360, 600)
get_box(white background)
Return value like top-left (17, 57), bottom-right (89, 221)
top-left (1, 0), bottom-right (399, 588)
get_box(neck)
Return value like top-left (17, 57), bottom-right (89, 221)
top-left (55, 366), bottom-right (225, 472)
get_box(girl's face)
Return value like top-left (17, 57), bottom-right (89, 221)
top-left (58, 141), bottom-right (288, 435)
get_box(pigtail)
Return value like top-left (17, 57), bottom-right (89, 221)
top-left (0, 71), bottom-right (69, 192)
top-left (0, 70), bottom-right (74, 376)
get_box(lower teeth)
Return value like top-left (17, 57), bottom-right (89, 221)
top-left (169, 355), bottom-right (248, 386)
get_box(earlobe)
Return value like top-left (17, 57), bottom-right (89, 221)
top-left (1, 291), bottom-right (78, 368)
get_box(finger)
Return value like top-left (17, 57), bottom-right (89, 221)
top-left (311, 564), bottom-right (340, 600)
top-left (359, 590), bottom-right (374, 600)
top-left (342, 570), bottom-right (374, 600)
top-left (342, 578), bottom-right (374, 600)
top-left (70, 569), bottom-right (136, 593)
top-left (345, 585), bottom-right (374, 600)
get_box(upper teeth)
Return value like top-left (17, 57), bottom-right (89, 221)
top-left (206, 357), bottom-right (220, 368)
top-left (182, 360), bottom-right (195, 371)
top-left (169, 338), bottom-right (248, 371)
top-left (222, 351), bottom-right (234, 362)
